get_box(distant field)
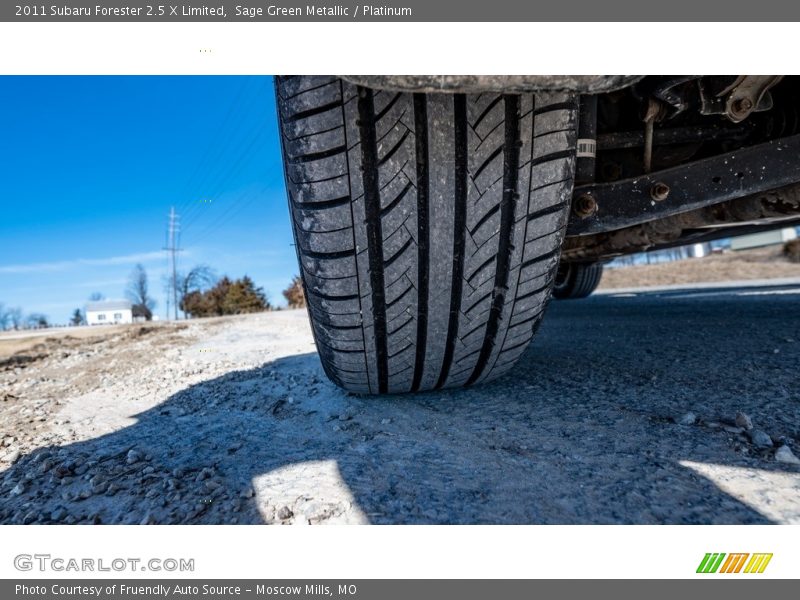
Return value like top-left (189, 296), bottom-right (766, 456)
top-left (0, 325), bottom-right (131, 359)
top-left (598, 246), bottom-right (800, 290)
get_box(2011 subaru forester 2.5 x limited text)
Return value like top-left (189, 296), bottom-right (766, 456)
top-left (276, 75), bottom-right (800, 394)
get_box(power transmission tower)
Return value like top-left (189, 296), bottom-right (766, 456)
top-left (163, 207), bottom-right (182, 320)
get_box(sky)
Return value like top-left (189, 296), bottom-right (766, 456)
top-left (0, 75), bottom-right (298, 324)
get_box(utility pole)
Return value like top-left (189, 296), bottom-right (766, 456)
top-left (163, 207), bottom-right (181, 320)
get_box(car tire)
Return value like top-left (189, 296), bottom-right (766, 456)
top-left (277, 76), bottom-right (578, 393)
top-left (552, 262), bottom-right (604, 299)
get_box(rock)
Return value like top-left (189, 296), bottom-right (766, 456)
top-left (22, 510), bottom-right (37, 524)
top-left (240, 488), bottom-right (254, 499)
top-left (142, 466), bottom-right (155, 475)
top-left (775, 445), bottom-right (800, 465)
top-left (338, 412), bottom-right (353, 422)
top-left (2, 449), bottom-right (21, 464)
top-left (91, 482), bottom-right (108, 495)
top-left (10, 482), bottom-right (26, 496)
top-left (277, 506), bottom-right (293, 520)
top-left (677, 412), bottom-right (696, 426)
top-left (723, 426), bottom-right (744, 434)
top-left (196, 467), bottom-right (214, 481)
top-left (53, 464), bottom-right (72, 478)
top-left (749, 429), bottom-right (773, 448)
top-left (126, 449), bottom-right (143, 465)
top-left (380, 418), bottom-right (392, 425)
top-left (735, 412), bottom-right (753, 431)
top-left (50, 507), bottom-right (68, 522)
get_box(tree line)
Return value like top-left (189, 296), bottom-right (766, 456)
top-left (177, 267), bottom-right (307, 317)
top-left (81, 264), bottom-right (306, 321)
top-left (0, 304), bottom-right (48, 330)
top-left (2, 265), bottom-right (308, 330)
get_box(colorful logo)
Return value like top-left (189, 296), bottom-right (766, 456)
top-left (696, 553), bottom-right (773, 574)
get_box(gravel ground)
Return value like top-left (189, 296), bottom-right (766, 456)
top-left (1, 284), bottom-right (799, 525)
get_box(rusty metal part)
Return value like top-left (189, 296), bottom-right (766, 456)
top-left (642, 97), bottom-right (669, 123)
top-left (573, 193), bottom-right (598, 218)
top-left (650, 182), bottom-right (670, 202)
top-left (725, 76), bottom-right (783, 122)
top-left (567, 133), bottom-right (800, 236)
top-left (700, 75), bottom-right (784, 123)
top-left (730, 97), bottom-right (754, 121)
top-left (643, 119), bottom-right (654, 173)
top-left (641, 98), bottom-right (667, 173)
top-left (341, 75), bottom-right (643, 94)
top-left (561, 184), bottom-right (800, 262)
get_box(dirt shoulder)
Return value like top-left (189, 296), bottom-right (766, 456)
top-left (0, 325), bottom-right (132, 360)
top-left (598, 246), bottom-right (800, 290)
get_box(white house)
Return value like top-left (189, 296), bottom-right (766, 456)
top-left (85, 300), bottom-right (133, 326)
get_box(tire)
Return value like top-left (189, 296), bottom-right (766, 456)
top-left (552, 262), bottom-right (604, 299)
top-left (277, 76), bottom-right (578, 394)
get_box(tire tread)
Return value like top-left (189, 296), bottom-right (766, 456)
top-left (278, 76), bottom-right (577, 393)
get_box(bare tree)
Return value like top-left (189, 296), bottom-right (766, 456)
top-left (25, 313), bottom-right (49, 330)
top-left (7, 307), bottom-right (23, 330)
top-left (0, 303), bottom-right (8, 331)
top-left (88, 292), bottom-right (105, 301)
top-left (177, 265), bottom-right (216, 319)
top-left (126, 264), bottom-right (156, 321)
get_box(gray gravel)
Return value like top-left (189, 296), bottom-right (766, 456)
top-left (0, 283), bottom-right (798, 524)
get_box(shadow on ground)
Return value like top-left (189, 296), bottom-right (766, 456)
top-left (1, 286), bottom-right (799, 524)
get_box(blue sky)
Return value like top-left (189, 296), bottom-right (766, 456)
top-left (0, 75), bottom-right (298, 324)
